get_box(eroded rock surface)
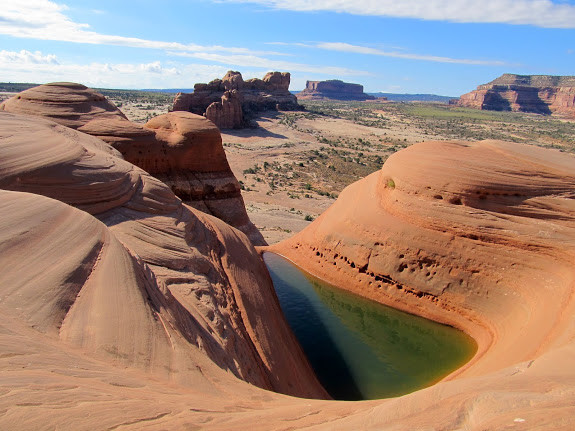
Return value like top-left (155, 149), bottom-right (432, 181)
top-left (0, 82), bottom-right (265, 244)
top-left (455, 74), bottom-right (575, 117)
top-left (3, 112), bottom-right (575, 430)
top-left (173, 71), bottom-right (301, 129)
top-left (0, 81), bottom-right (128, 128)
top-left (270, 139), bottom-right (575, 428)
top-left (297, 79), bottom-right (376, 101)
top-left (0, 111), bottom-right (322, 398)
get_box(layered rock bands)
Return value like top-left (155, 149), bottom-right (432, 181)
top-left (173, 70), bottom-right (301, 129)
top-left (455, 73), bottom-right (575, 117)
top-left (0, 82), bottom-right (265, 244)
top-left (297, 79), bottom-right (377, 101)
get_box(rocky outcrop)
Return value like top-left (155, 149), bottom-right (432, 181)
top-left (205, 90), bottom-right (243, 129)
top-left (172, 70), bottom-right (301, 129)
top-left (0, 81), bottom-right (128, 128)
top-left (0, 82), bottom-right (265, 245)
top-left (3, 121), bottom-right (575, 429)
top-left (270, 139), bottom-right (575, 427)
top-left (0, 111), bottom-right (327, 400)
top-left (455, 74), bottom-right (575, 117)
top-left (297, 79), bottom-right (376, 101)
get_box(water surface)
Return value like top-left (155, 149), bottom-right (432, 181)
top-left (264, 252), bottom-right (477, 400)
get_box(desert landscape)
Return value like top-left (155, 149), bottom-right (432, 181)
top-left (2, 1), bottom-right (575, 429)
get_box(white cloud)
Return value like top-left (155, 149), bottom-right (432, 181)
top-left (170, 51), bottom-right (369, 75)
top-left (0, 49), bottom-right (59, 65)
top-left (316, 42), bottom-right (507, 65)
top-left (221, 0), bottom-right (575, 28)
top-left (0, 0), bottom-right (279, 55)
top-left (0, 50), bottom-right (227, 88)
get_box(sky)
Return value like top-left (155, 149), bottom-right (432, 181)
top-left (0, 0), bottom-right (574, 95)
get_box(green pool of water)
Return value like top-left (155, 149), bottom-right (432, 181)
top-left (264, 252), bottom-right (477, 400)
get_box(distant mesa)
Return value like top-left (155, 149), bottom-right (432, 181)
top-left (297, 80), bottom-right (382, 101)
top-left (453, 73), bottom-right (575, 117)
top-left (173, 70), bottom-right (302, 129)
top-left (0, 82), bottom-right (265, 245)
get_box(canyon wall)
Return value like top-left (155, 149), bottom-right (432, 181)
top-left (297, 79), bottom-right (377, 101)
top-left (0, 82), bottom-right (265, 245)
top-left (173, 71), bottom-right (301, 129)
top-left (455, 74), bottom-right (575, 117)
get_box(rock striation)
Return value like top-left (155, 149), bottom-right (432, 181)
top-left (270, 139), bottom-right (575, 429)
top-left (0, 82), bottom-right (265, 245)
top-left (0, 111), bottom-right (326, 400)
top-left (297, 79), bottom-right (377, 101)
top-left (455, 74), bottom-right (575, 117)
top-left (172, 71), bottom-right (301, 129)
top-left (2, 115), bottom-right (575, 429)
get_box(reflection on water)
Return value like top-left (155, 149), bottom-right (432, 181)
top-left (264, 252), bottom-right (477, 400)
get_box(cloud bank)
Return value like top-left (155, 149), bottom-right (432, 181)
top-left (222, 0), bottom-right (575, 28)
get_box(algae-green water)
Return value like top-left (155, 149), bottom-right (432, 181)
top-left (264, 252), bottom-right (477, 400)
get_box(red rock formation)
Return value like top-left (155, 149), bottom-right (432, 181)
top-left (2, 116), bottom-right (575, 429)
top-left (205, 90), bottom-right (243, 129)
top-left (456, 74), bottom-right (575, 117)
top-left (143, 111), bottom-right (264, 243)
top-left (173, 70), bottom-right (301, 129)
top-left (0, 82), bottom-right (265, 245)
top-left (0, 81), bottom-right (128, 128)
top-left (269, 139), bottom-right (575, 427)
top-left (0, 111), bottom-right (327, 400)
top-left (297, 79), bottom-right (376, 101)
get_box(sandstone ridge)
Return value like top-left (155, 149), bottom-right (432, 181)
top-left (297, 79), bottom-right (377, 101)
top-left (3, 107), bottom-right (575, 429)
top-left (172, 71), bottom-right (301, 129)
top-left (0, 111), bottom-right (327, 403)
top-left (271, 139), bottom-right (575, 429)
top-left (455, 73), bottom-right (575, 117)
top-left (0, 82), bottom-right (265, 244)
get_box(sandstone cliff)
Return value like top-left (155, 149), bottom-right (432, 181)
top-left (297, 79), bottom-right (377, 101)
top-left (0, 82), bottom-right (265, 245)
top-left (172, 71), bottom-right (301, 129)
top-left (455, 74), bottom-right (575, 117)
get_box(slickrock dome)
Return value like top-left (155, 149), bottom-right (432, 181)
top-left (0, 82), bottom-right (128, 128)
top-left (3, 107), bottom-right (575, 429)
top-left (0, 111), bottom-right (325, 399)
top-left (0, 82), bottom-right (265, 245)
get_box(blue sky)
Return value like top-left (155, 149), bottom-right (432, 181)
top-left (1, 0), bottom-right (574, 95)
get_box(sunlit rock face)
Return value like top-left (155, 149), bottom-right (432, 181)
top-left (297, 79), bottom-right (376, 101)
top-left (0, 111), bottom-right (326, 400)
top-left (455, 74), bottom-right (575, 117)
top-left (172, 70), bottom-right (301, 129)
top-left (2, 107), bottom-right (575, 430)
top-left (0, 82), bottom-right (265, 245)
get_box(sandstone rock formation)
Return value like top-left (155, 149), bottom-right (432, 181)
top-left (270, 139), bottom-right (575, 428)
top-left (0, 82), bottom-right (265, 245)
top-left (172, 71), bottom-right (301, 129)
top-left (0, 111), bottom-right (326, 401)
top-left (2, 117), bottom-right (575, 429)
top-left (205, 89), bottom-right (243, 129)
top-left (0, 81), bottom-right (128, 128)
top-left (297, 79), bottom-right (377, 101)
top-left (455, 74), bottom-right (575, 117)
